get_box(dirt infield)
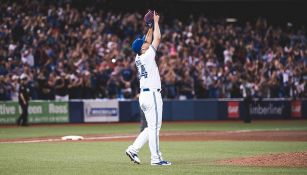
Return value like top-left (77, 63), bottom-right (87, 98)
top-left (160, 130), bottom-right (307, 142)
top-left (218, 152), bottom-right (307, 167)
top-left (1, 130), bottom-right (307, 143)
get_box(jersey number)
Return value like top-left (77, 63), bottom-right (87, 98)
top-left (137, 65), bottom-right (148, 79)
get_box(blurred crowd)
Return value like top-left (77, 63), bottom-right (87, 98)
top-left (0, 0), bottom-right (306, 101)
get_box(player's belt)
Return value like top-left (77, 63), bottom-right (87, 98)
top-left (142, 88), bottom-right (161, 92)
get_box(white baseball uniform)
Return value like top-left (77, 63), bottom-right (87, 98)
top-left (128, 45), bottom-right (163, 163)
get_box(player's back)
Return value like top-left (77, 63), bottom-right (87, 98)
top-left (135, 45), bottom-right (161, 89)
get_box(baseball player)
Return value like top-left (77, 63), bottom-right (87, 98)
top-left (125, 11), bottom-right (171, 166)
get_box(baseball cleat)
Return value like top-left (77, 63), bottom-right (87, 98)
top-left (125, 149), bottom-right (141, 164)
top-left (151, 160), bottom-right (172, 166)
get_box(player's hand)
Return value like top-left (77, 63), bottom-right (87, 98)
top-left (153, 11), bottom-right (159, 23)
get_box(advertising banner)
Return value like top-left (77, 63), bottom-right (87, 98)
top-left (83, 100), bottom-right (119, 122)
top-left (0, 101), bottom-right (69, 124)
top-left (248, 101), bottom-right (290, 119)
top-left (228, 101), bottom-right (240, 119)
top-left (291, 100), bottom-right (301, 118)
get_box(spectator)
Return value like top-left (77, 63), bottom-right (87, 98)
top-left (68, 72), bottom-right (82, 99)
top-left (178, 71), bottom-right (194, 99)
top-left (107, 72), bottom-right (120, 99)
top-left (21, 49), bottom-right (34, 67)
top-left (0, 76), bottom-right (7, 100)
top-left (10, 75), bottom-right (20, 101)
top-left (0, 0), bottom-right (306, 100)
top-left (82, 71), bottom-right (94, 99)
top-left (164, 68), bottom-right (177, 99)
top-left (55, 72), bottom-right (69, 101)
top-left (36, 69), bottom-right (49, 99)
top-left (119, 60), bottom-right (135, 99)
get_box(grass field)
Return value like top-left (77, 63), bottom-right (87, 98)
top-left (1, 120), bottom-right (307, 175)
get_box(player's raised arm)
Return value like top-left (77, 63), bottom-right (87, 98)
top-left (145, 28), bottom-right (153, 44)
top-left (151, 11), bottom-right (161, 51)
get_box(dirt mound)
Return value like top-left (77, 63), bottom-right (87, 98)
top-left (218, 152), bottom-right (307, 167)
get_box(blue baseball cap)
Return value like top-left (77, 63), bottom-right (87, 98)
top-left (131, 35), bottom-right (145, 54)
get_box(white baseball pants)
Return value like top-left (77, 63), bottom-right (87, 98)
top-left (128, 90), bottom-right (163, 163)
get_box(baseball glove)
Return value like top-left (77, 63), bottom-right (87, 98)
top-left (144, 10), bottom-right (154, 28)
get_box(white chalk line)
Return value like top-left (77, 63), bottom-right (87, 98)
top-left (0, 139), bottom-right (63, 144)
top-left (0, 135), bottom-right (138, 144)
top-left (85, 135), bottom-right (136, 140)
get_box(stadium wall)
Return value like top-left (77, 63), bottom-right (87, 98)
top-left (0, 99), bottom-right (306, 124)
top-left (0, 101), bottom-right (69, 124)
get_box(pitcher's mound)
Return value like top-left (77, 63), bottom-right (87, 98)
top-left (218, 152), bottom-right (307, 167)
